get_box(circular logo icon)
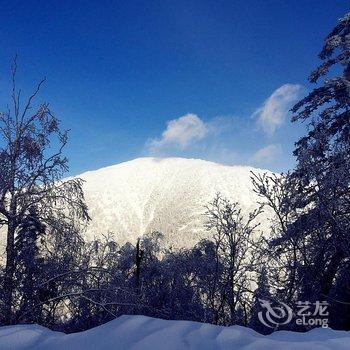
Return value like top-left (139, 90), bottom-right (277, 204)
top-left (258, 299), bottom-right (293, 328)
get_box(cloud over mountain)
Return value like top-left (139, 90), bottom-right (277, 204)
top-left (146, 114), bottom-right (209, 154)
top-left (254, 84), bottom-right (303, 135)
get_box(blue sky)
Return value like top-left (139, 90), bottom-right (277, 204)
top-left (0, 1), bottom-right (348, 174)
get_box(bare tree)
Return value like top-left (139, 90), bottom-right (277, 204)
top-left (205, 193), bottom-right (263, 325)
top-left (0, 58), bottom-right (90, 324)
top-left (251, 172), bottom-right (299, 301)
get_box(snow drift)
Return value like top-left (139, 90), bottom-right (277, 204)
top-left (0, 315), bottom-right (348, 350)
top-left (80, 157), bottom-right (273, 248)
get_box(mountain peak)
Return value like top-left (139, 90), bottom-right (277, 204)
top-left (79, 157), bottom-right (272, 247)
top-left (80, 157), bottom-right (270, 178)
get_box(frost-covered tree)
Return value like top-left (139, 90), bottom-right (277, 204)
top-left (251, 13), bottom-right (350, 328)
top-left (14, 209), bottom-right (46, 323)
top-left (289, 12), bottom-right (350, 302)
top-left (251, 172), bottom-right (304, 304)
top-left (188, 239), bottom-right (225, 324)
top-left (205, 193), bottom-right (263, 325)
top-left (0, 59), bottom-right (89, 324)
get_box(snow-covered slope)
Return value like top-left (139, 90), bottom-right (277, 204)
top-left (80, 157), bottom-right (272, 247)
top-left (0, 315), bottom-right (348, 350)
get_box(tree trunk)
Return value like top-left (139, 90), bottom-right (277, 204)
top-left (4, 222), bottom-right (16, 325)
top-left (320, 252), bottom-right (344, 299)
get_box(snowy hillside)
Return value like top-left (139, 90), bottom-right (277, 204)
top-left (1, 315), bottom-right (348, 350)
top-left (80, 157), bottom-right (273, 247)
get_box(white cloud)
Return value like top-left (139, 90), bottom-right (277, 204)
top-left (254, 84), bottom-right (303, 135)
top-left (252, 144), bottom-right (282, 164)
top-left (146, 114), bottom-right (209, 154)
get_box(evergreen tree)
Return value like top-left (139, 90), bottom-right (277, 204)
top-left (289, 12), bottom-right (350, 303)
top-left (249, 266), bottom-right (272, 334)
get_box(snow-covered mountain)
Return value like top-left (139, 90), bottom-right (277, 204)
top-left (80, 157), bottom-right (273, 248)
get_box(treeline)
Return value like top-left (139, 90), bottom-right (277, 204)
top-left (0, 194), bottom-right (267, 333)
top-left (0, 12), bottom-right (349, 334)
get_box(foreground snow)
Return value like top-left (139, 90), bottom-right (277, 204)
top-left (0, 315), bottom-right (349, 350)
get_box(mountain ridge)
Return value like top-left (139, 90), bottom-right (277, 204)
top-left (79, 157), bottom-right (274, 248)
top-left (77, 157), bottom-right (273, 177)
